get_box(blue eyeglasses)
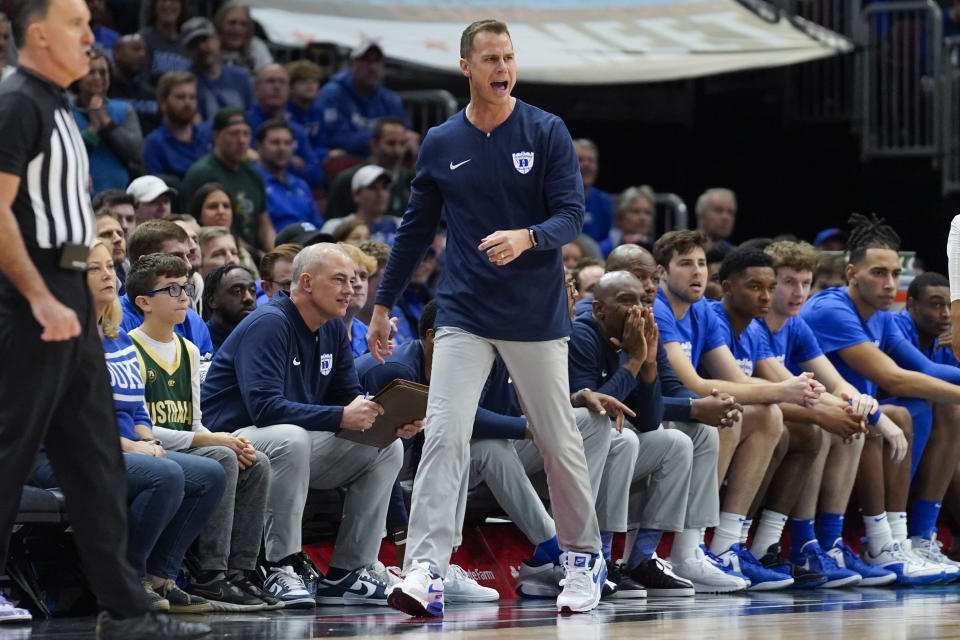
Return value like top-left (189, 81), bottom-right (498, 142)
top-left (143, 283), bottom-right (196, 298)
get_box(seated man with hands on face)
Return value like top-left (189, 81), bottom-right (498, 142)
top-left (201, 243), bottom-right (424, 609)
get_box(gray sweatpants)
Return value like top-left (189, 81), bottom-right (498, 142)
top-left (404, 327), bottom-right (602, 576)
top-left (662, 421), bottom-right (721, 529)
top-left (233, 424), bottom-right (403, 570)
top-left (596, 426), bottom-right (693, 533)
top-left (185, 445), bottom-right (271, 572)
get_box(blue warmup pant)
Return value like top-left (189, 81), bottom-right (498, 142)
top-left (881, 397), bottom-right (933, 479)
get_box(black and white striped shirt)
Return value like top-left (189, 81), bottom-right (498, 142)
top-left (0, 67), bottom-right (93, 250)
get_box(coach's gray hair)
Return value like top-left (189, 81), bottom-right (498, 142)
top-left (695, 188), bottom-right (737, 217)
top-left (291, 243), bottom-right (350, 291)
top-left (616, 185), bottom-right (655, 220)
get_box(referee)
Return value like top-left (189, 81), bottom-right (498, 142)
top-left (0, 2), bottom-right (207, 637)
top-left (369, 20), bottom-right (606, 616)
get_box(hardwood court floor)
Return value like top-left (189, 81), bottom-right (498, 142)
top-left (12, 586), bottom-right (960, 639)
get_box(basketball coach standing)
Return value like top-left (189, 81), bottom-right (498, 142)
top-left (368, 19), bottom-right (606, 617)
top-left (0, 2), bottom-right (208, 637)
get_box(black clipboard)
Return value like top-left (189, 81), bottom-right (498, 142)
top-left (335, 379), bottom-right (429, 449)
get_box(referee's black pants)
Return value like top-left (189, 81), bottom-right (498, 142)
top-left (0, 256), bottom-right (150, 617)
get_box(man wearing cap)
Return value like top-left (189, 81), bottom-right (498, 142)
top-left (695, 188), bottom-right (737, 245)
top-left (143, 71), bottom-right (213, 181)
top-left (182, 16), bottom-right (252, 122)
top-left (321, 165), bottom-right (402, 246)
top-left (127, 174), bottom-right (176, 224)
top-left (323, 116), bottom-right (413, 221)
top-left (181, 107), bottom-right (273, 252)
top-left (316, 38), bottom-right (409, 157)
top-left (255, 119), bottom-right (322, 232)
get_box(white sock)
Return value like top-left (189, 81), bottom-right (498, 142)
top-left (740, 519), bottom-right (753, 545)
top-left (750, 510), bottom-right (788, 558)
top-left (669, 528), bottom-right (702, 563)
top-left (887, 511), bottom-right (908, 542)
top-left (709, 512), bottom-right (746, 555)
top-left (864, 513), bottom-right (894, 556)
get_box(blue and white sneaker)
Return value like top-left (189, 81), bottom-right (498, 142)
top-left (861, 540), bottom-right (942, 586)
top-left (387, 561), bottom-right (444, 617)
top-left (0, 593), bottom-right (31, 623)
top-left (715, 543), bottom-right (794, 591)
top-left (315, 567), bottom-right (389, 605)
top-left (825, 542), bottom-right (896, 587)
top-left (790, 541), bottom-right (861, 588)
top-left (702, 545), bottom-right (751, 587)
top-left (908, 536), bottom-right (960, 583)
top-left (669, 546), bottom-right (748, 593)
top-left (556, 551), bottom-right (606, 613)
top-left (263, 565), bottom-right (316, 609)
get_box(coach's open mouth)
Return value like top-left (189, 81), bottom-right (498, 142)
top-left (491, 81), bottom-right (508, 94)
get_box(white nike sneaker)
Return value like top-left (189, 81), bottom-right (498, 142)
top-left (668, 546), bottom-right (749, 594)
top-left (515, 560), bottom-right (564, 598)
top-left (443, 564), bottom-right (499, 602)
top-left (862, 540), bottom-right (942, 586)
top-left (556, 551), bottom-right (606, 614)
top-left (387, 561), bottom-right (444, 617)
top-left (905, 537), bottom-right (958, 583)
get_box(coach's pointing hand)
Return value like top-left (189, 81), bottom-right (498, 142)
top-left (479, 229), bottom-right (534, 266)
top-left (341, 395), bottom-right (385, 431)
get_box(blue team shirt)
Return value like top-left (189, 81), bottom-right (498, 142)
top-left (119, 294), bottom-right (214, 358)
top-left (893, 309), bottom-right (959, 367)
top-left (703, 299), bottom-right (773, 376)
top-left (758, 315), bottom-right (823, 373)
top-left (653, 288), bottom-right (727, 370)
top-left (581, 187), bottom-right (613, 243)
top-left (800, 287), bottom-right (908, 396)
top-left (248, 105), bottom-right (325, 188)
top-left (103, 328), bottom-right (152, 441)
top-left (256, 163), bottom-right (322, 232)
top-left (285, 99), bottom-right (329, 154)
top-left (375, 100), bottom-right (584, 342)
top-left (350, 317), bottom-right (369, 358)
top-left (194, 65), bottom-right (253, 121)
top-left (143, 122), bottom-right (213, 179)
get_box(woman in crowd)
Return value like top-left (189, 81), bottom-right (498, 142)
top-left (71, 50), bottom-right (144, 194)
top-left (30, 240), bottom-right (226, 613)
top-left (214, 2), bottom-right (274, 76)
top-left (139, 0), bottom-right (192, 82)
top-left (190, 182), bottom-right (235, 230)
top-left (331, 218), bottom-right (372, 245)
top-left (602, 185), bottom-right (656, 255)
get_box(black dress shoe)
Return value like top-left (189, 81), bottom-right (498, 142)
top-left (629, 557), bottom-right (696, 597)
top-left (96, 610), bottom-right (211, 639)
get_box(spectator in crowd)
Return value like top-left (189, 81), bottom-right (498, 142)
top-left (562, 239), bottom-right (591, 276)
top-left (574, 138), bottom-right (613, 244)
top-left (317, 39), bottom-right (409, 157)
top-left (812, 252), bottom-right (847, 294)
top-left (110, 34), bottom-right (160, 134)
top-left (127, 175), bottom-right (176, 223)
top-left (331, 218), bottom-right (371, 245)
top-left (338, 242), bottom-right (377, 357)
top-left (124, 220), bottom-right (215, 357)
top-left (139, 0), bottom-right (191, 82)
top-left (321, 165), bottom-right (402, 245)
top-left (813, 227), bottom-right (848, 252)
top-left (201, 243), bottom-right (423, 607)
top-left (0, 11), bottom-right (12, 81)
top-left (214, 2), bottom-right (273, 76)
top-left (29, 240), bottom-right (225, 613)
top-left (182, 17), bottom-right (253, 121)
top-left (704, 242), bottom-right (731, 301)
top-left (248, 65), bottom-right (324, 188)
top-left (604, 185), bottom-right (655, 255)
top-left (167, 213), bottom-right (205, 314)
top-left (198, 226), bottom-right (242, 278)
top-left (181, 108), bottom-right (273, 252)
top-left (391, 247), bottom-right (437, 344)
top-left (190, 182), bottom-right (233, 227)
top-left (203, 263), bottom-right (257, 351)
top-left (257, 243), bottom-right (300, 306)
top-left (695, 188), bottom-right (737, 245)
top-left (570, 259), bottom-right (604, 302)
top-left (96, 211), bottom-right (129, 286)
top-left (88, 0), bottom-right (119, 51)
top-left (71, 48), bottom-right (143, 193)
top-left (124, 254), bottom-right (276, 611)
top-left (93, 188), bottom-right (138, 241)
top-left (285, 59), bottom-right (327, 151)
top-left (144, 72), bottom-right (213, 181)
top-left (357, 240), bottom-right (389, 326)
top-left (255, 119), bottom-right (322, 232)
top-left (324, 116), bottom-right (412, 221)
